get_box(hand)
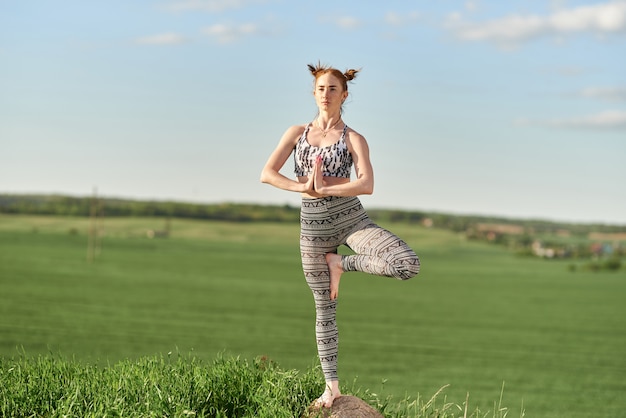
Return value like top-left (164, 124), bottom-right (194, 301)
top-left (313, 155), bottom-right (326, 194)
top-left (302, 169), bottom-right (315, 193)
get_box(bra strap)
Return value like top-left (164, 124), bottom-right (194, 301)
top-left (340, 124), bottom-right (348, 139)
top-left (300, 123), bottom-right (311, 142)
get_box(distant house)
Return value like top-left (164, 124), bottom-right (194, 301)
top-left (475, 223), bottom-right (525, 235)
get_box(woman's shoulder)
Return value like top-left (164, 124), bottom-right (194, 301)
top-left (284, 123), bottom-right (308, 138)
top-left (344, 126), bottom-right (367, 147)
top-left (278, 124), bottom-right (308, 147)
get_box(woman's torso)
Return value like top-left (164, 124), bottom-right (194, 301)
top-left (294, 123), bottom-right (353, 198)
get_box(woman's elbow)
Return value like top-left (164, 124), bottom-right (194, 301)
top-left (362, 179), bottom-right (374, 195)
top-left (359, 184), bottom-right (374, 195)
top-left (260, 168), bottom-right (271, 184)
top-left (354, 174), bottom-right (373, 195)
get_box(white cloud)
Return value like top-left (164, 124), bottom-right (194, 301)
top-left (446, 0), bottom-right (626, 46)
top-left (547, 66), bottom-right (594, 76)
top-left (538, 65), bottom-right (598, 77)
top-left (578, 87), bottom-right (626, 102)
top-left (165, 0), bottom-right (266, 13)
top-left (550, 0), bottom-right (568, 12)
top-left (384, 11), bottom-right (420, 27)
top-left (135, 32), bottom-right (187, 45)
top-left (465, 1), bottom-right (479, 12)
top-left (202, 22), bottom-right (261, 43)
top-left (517, 110), bottom-right (626, 129)
top-left (318, 15), bottom-right (363, 31)
top-left (336, 16), bottom-right (362, 30)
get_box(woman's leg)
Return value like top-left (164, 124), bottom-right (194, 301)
top-left (300, 198), bottom-right (342, 406)
top-left (300, 246), bottom-right (339, 382)
top-left (342, 222), bottom-right (421, 280)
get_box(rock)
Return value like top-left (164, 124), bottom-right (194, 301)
top-left (303, 395), bottom-right (384, 418)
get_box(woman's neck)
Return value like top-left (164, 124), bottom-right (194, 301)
top-left (316, 112), bottom-right (342, 130)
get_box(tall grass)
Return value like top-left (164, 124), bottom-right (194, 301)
top-left (0, 352), bottom-right (516, 418)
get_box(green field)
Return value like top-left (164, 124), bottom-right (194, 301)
top-left (1, 214), bottom-right (625, 417)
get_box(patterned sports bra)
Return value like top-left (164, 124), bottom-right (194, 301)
top-left (294, 123), bottom-right (353, 178)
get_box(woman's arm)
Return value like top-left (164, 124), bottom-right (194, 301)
top-left (260, 125), bottom-right (313, 193)
top-left (313, 131), bottom-right (374, 197)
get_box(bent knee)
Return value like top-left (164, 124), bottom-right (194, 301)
top-left (392, 255), bottom-right (420, 280)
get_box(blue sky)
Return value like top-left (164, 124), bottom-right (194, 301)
top-left (1, 0), bottom-right (625, 225)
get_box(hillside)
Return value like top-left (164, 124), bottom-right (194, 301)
top-left (1, 193), bottom-right (624, 231)
top-left (1, 193), bottom-right (625, 266)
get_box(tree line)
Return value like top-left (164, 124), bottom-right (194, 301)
top-left (0, 194), bottom-right (298, 222)
top-left (2, 194), bottom-right (624, 269)
top-left (1, 194), bottom-right (624, 235)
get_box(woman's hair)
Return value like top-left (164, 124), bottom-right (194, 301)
top-left (308, 62), bottom-right (359, 92)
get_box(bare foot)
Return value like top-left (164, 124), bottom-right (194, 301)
top-left (314, 382), bottom-right (342, 408)
top-left (325, 253), bottom-right (343, 300)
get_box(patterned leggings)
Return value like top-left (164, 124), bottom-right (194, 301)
top-left (300, 196), bottom-right (421, 381)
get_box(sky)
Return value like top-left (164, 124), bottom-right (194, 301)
top-left (1, 0), bottom-right (625, 225)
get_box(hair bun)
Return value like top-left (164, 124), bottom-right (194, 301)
top-left (308, 62), bottom-right (325, 77)
top-left (344, 69), bottom-right (359, 81)
top-left (308, 62), bottom-right (360, 82)
top-left (307, 62), bottom-right (360, 95)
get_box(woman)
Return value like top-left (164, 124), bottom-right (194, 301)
top-left (260, 63), bottom-right (420, 408)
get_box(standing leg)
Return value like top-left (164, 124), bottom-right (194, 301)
top-left (300, 199), bottom-right (342, 407)
top-left (300, 247), bottom-right (339, 382)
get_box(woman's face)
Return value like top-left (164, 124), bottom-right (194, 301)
top-left (313, 72), bottom-right (348, 113)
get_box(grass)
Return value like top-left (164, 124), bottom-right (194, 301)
top-left (1, 352), bottom-right (318, 417)
top-left (0, 352), bottom-right (512, 417)
top-left (1, 214), bottom-right (625, 417)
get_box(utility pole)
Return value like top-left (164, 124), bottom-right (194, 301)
top-left (87, 187), bottom-right (99, 263)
